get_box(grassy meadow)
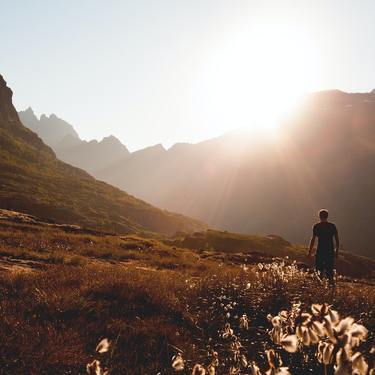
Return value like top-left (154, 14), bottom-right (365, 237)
top-left (0, 214), bottom-right (374, 374)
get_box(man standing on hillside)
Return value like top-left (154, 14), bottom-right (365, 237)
top-left (308, 209), bottom-right (340, 286)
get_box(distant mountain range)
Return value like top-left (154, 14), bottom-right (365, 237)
top-left (0, 74), bottom-right (205, 236)
top-left (18, 90), bottom-right (375, 258)
top-left (18, 108), bottom-right (130, 175)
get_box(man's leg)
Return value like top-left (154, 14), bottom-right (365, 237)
top-left (325, 255), bottom-right (335, 286)
top-left (315, 252), bottom-right (324, 280)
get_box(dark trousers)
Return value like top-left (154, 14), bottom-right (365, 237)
top-left (315, 250), bottom-right (334, 283)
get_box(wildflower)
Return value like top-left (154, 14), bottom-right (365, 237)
top-left (230, 340), bottom-right (242, 362)
top-left (334, 346), bottom-right (352, 375)
top-left (280, 334), bottom-right (298, 353)
top-left (86, 360), bottom-right (108, 375)
top-left (311, 303), bottom-right (330, 318)
top-left (172, 353), bottom-right (185, 371)
top-left (239, 314), bottom-right (250, 330)
top-left (266, 349), bottom-right (282, 369)
top-left (192, 364), bottom-right (206, 375)
top-left (209, 350), bottom-right (219, 367)
top-left (207, 364), bottom-right (215, 375)
top-left (317, 341), bottom-right (334, 365)
top-left (299, 312), bottom-right (313, 326)
top-left (324, 315), bottom-right (368, 348)
top-left (270, 325), bottom-right (283, 344)
top-left (229, 367), bottom-right (240, 374)
top-left (223, 323), bottom-right (233, 338)
top-left (348, 323), bottom-right (368, 347)
top-left (266, 350), bottom-right (291, 375)
top-left (351, 352), bottom-right (369, 375)
top-left (270, 316), bottom-right (283, 328)
top-left (279, 311), bottom-right (288, 320)
top-left (248, 361), bottom-right (262, 375)
top-left (328, 308), bottom-right (340, 325)
top-left (95, 338), bottom-right (111, 354)
top-left (311, 320), bottom-right (325, 336)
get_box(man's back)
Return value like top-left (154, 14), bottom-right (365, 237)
top-left (313, 221), bottom-right (337, 252)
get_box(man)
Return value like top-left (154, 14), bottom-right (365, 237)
top-left (308, 209), bottom-right (339, 285)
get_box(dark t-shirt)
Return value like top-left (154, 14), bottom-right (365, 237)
top-left (313, 221), bottom-right (338, 253)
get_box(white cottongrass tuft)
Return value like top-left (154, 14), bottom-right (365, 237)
top-left (192, 364), bottom-right (206, 375)
top-left (280, 334), bottom-right (299, 353)
top-left (86, 359), bottom-right (108, 375)
top-left (95, 338), bottom-right (111, 354)
top-left (172, 353), bottom-right (185, 371)
top-left (239, 313), bottom-right (250, 330)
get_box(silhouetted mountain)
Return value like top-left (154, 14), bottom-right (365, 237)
top-left (0, 74), bottom-right (205, 235)
top-left (96, 90), bottom-right (375, 258)
top-left (19, 108), bottom-right (79, 146)
top-left (19, 108), bottom-right (130, 175)
top-left (54, 134), bottom-right (130, 175)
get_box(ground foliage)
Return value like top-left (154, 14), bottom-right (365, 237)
top-left (0, 221), bottom-right (373, 374)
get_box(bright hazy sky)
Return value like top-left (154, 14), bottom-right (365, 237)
top-left (1, 0), bottom-right (375, 150)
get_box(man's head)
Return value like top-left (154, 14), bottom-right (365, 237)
top-left (319, 209), bottom-right (329, 221)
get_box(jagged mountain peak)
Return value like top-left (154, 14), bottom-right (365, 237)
top-left (101, 134), bottom-right (124, 145)
top-left (0, 74), bottom-right (19, 124)
top-left (23, 106), bottom-right (35, 114)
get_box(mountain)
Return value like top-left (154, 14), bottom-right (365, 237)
top-left (53, 134), bottom-right (130, 176)
top-left (18, 107), bottom-right (79, 146)
top-left (19, 108), bottom-right (130, 175)
top-left (17, 89), bottom-right (375, 257)
top-left (96, 90), bottom-right (375, 258)
top-left (0, 74), bottom-right (205, 235)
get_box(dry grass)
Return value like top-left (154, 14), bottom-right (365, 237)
top-left (0, 219), bottom-right (374, 374)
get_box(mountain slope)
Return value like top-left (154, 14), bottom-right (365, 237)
top-left (0, 74), bottom-right (205, 235)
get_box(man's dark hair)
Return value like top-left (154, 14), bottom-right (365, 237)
top-left (319, 209), bottom-right (329, 219)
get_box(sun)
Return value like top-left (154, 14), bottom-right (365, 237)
top-left (196, 19), bottom-right (321, 136)
top-left (243, 22), bottom-right (319, 133)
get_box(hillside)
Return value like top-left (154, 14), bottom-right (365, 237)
top-left (0, 74), bottom-right (205, 236)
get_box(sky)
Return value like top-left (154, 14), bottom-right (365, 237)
top-left (1, 0), bottom-right (375, 151)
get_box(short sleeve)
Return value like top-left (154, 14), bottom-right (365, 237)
top-left (313, 224), bottom-right (318, 236)
top-left (332, 224), bottom-right (338, 235)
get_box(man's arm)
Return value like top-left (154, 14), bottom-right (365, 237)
top-left (308, 235), bottom-right (316, 256)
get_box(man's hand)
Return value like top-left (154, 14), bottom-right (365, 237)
top-left (308, 236), bottom-right (316, 258)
